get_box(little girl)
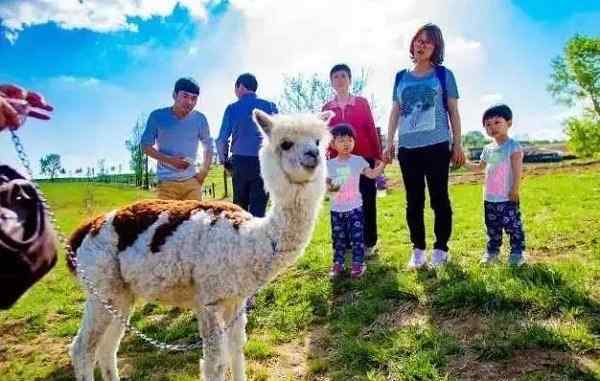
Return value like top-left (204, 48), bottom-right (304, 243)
top-left (327, 124), bottom-right (385, 279)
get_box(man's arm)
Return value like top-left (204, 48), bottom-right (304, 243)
top-left (195, 115), bottom-right (214, 184)
top-left (142, 145), bottom-right (189, 170)
top-left (363, 98), bottom-right (382, 161)
top-left (215, 105), bottom-right (233, 165)
top-left (140, 112), bottom-right (190, 171)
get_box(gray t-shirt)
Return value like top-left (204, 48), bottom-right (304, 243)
top-left (392, 67), bottom-right (458, 149)
top-left (141, 107), bottom-right (213, 182)
top-left (327, 155), bottom-right (369, 212)
top-left (480, 138), bottom-right (522, 202)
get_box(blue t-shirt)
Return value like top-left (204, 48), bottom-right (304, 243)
top-left (392, 67), bottom-right (458, 149)
top-left (480, 138), bottom-right (522, 202)
top-left (327, 155), bottom-right (369, 212)
top-left (216, 93), bottom-right (278, 162)
top-left (141, 107), bottom-right (213, 182)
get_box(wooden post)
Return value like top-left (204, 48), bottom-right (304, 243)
top-left (223, 168), bottom-right (228, 198)
top-left (143, 154), bottom-right (149, 190)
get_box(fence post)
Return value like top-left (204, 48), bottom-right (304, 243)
top-left (143, 154), bottom-right (149, 190)
top-left (223, 169), bottom-right (228, 198)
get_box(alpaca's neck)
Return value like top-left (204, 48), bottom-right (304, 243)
top-left (259, 183), bottom-right (324, 278)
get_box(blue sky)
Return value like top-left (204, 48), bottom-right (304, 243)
top-left (1, 0), bottom-right (599, 176)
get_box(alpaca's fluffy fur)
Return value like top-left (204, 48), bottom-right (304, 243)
top-left (68, 110), bottom-right (333, 381)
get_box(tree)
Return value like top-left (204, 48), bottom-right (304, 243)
top-left (564, 115), bottom-right (600, 157)
top-left (548, 35), bottom-right (600, 118)
top-left (462, 131), bottom-right (488, 148)
top-left (125, 115), bottom-right (146, 187)
top-left (40, 153), bottom-right (62, 181)
top-left (278, 68), bottom-right (369, 113)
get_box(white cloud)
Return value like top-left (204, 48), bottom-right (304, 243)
top-left (480, 93), bottom-right (504, 104)
top-left (192, 0), bottom-right (571, 141)
top-left (0, 0), bottom-right (212, 42)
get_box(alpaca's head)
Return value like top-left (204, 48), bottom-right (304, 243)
top-left (253, 110), bottom-right (333, 200)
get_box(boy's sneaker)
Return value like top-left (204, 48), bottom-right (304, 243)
top-left (480, 252), bottom-right (500, 264)
top-left (329, 262), bottom-right (344, 279)
top-left (407, 249), bottom-right (427, 270)
top-left (508, 252), bottom-right (526, 267)
top-left (430, 249), bottom-right (449, 268)
top-left (351, 262), bottom-right (366, 279)
top-left (365, 245), bottom-right (379, 258)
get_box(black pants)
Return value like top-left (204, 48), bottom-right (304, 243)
top-left (231, 155), bottom-right (268, 217)
top-left (398, 142), bottom-right (452, 251)
top-left (360, 158), bottom-right (378, 248)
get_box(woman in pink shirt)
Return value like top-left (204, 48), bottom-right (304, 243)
top-left (322, 64), bottom-right (383, 257)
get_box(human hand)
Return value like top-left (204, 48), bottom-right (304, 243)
top-left (195, 168), bottom-right (209, 184)
top-left (383, 143), bottom-right (395, 164)
top-left (167, 156), bottom-right (191, 171)
top-left (509, 188), bottom-right (520, 202)
top-left (326, 178), bottom-right (340, 192)
top-left (0, 97), bottom-right (21, 131)
top-left (0, 84), bottom-right (53, 131)
top-left (451, 143), bottom-right (466, 168)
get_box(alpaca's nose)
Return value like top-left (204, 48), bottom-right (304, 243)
top-left (301, 149), bottom-right (319, 169)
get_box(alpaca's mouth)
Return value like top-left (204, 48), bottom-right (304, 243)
top-left (301, 161), bottom-right (318, 170)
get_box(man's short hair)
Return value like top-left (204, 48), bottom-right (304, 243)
top-left (174, 77), bottom-right (200, 95)
top-left (329, 64), bottom-right (352, 79)
top-left (482, 104), bottom-right (513, 125)
top-left (330, 124), bottom-right (356, 139)
top-left (235, 73), bottom-right (258, 92)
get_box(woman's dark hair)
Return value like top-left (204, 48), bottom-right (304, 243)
top-left (330, 123), bottom-right (356, 139)
top-left (410, 23), bottom-right (445, 65)
top-left (329, 64), bottom-right (352, 80)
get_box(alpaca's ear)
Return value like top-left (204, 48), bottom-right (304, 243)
top-left (253, 109), bottom-right (274, 136)
top-left (317, 110), bottom-right (335, 125)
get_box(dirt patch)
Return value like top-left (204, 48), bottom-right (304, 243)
top-left (447, 349), bottom-right (597, 381)
top-left (433, 312), bottom-right (487, 345)
top-left (262, 327), bottom-right (330, 380)
top-left (361, 302), bottom-right (428, 336)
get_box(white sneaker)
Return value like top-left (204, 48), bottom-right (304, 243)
top-left (430, 249), bottom-right (449, 268)
top-left (480, 252), bottom-right (500, 264)
top-left (407, 249), bottom-right (427, 270)
top-left (365, 245), bottom-right (379, 258)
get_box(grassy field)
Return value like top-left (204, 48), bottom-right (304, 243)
top-left (0, 165), bottom-right (599, 381)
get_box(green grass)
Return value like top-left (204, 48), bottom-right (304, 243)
top-left (1, 167), bottom-right (599, 380)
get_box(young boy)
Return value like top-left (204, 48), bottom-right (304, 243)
top-left (469, 104), bottom-right (526, 266)
top-left (327, 124), bottom-right (385, 279)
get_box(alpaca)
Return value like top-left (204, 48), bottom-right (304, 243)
top-left (67, 109), bottom-right (333, 381)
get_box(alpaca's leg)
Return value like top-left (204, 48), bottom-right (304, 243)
top-left (224, 299), bottom-right (247, 381)
top-left (198, 306), bottom-right (227, 381)
top-left (71, 299), bottom-right (113, 381)
top-left (96, 292), bottom-right (133, 381)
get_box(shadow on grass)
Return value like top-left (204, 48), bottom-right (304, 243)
top-left (412, 261), bottom-right (600, 380)
top-left (306, 258), bottom-right (465, 380)
top-left (419, 262), bottom-right (600, 315)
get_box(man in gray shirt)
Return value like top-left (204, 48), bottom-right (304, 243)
top-left (141, 78), bottom-right (213, 201)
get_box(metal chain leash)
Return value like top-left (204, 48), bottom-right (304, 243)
top-left (9, 130), bottom-right (264, 352)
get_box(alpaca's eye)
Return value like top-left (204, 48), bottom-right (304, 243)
top-left (315, 139), bottom-right (320, 146)
top-left (280, 141), bottom-right (294, 151)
